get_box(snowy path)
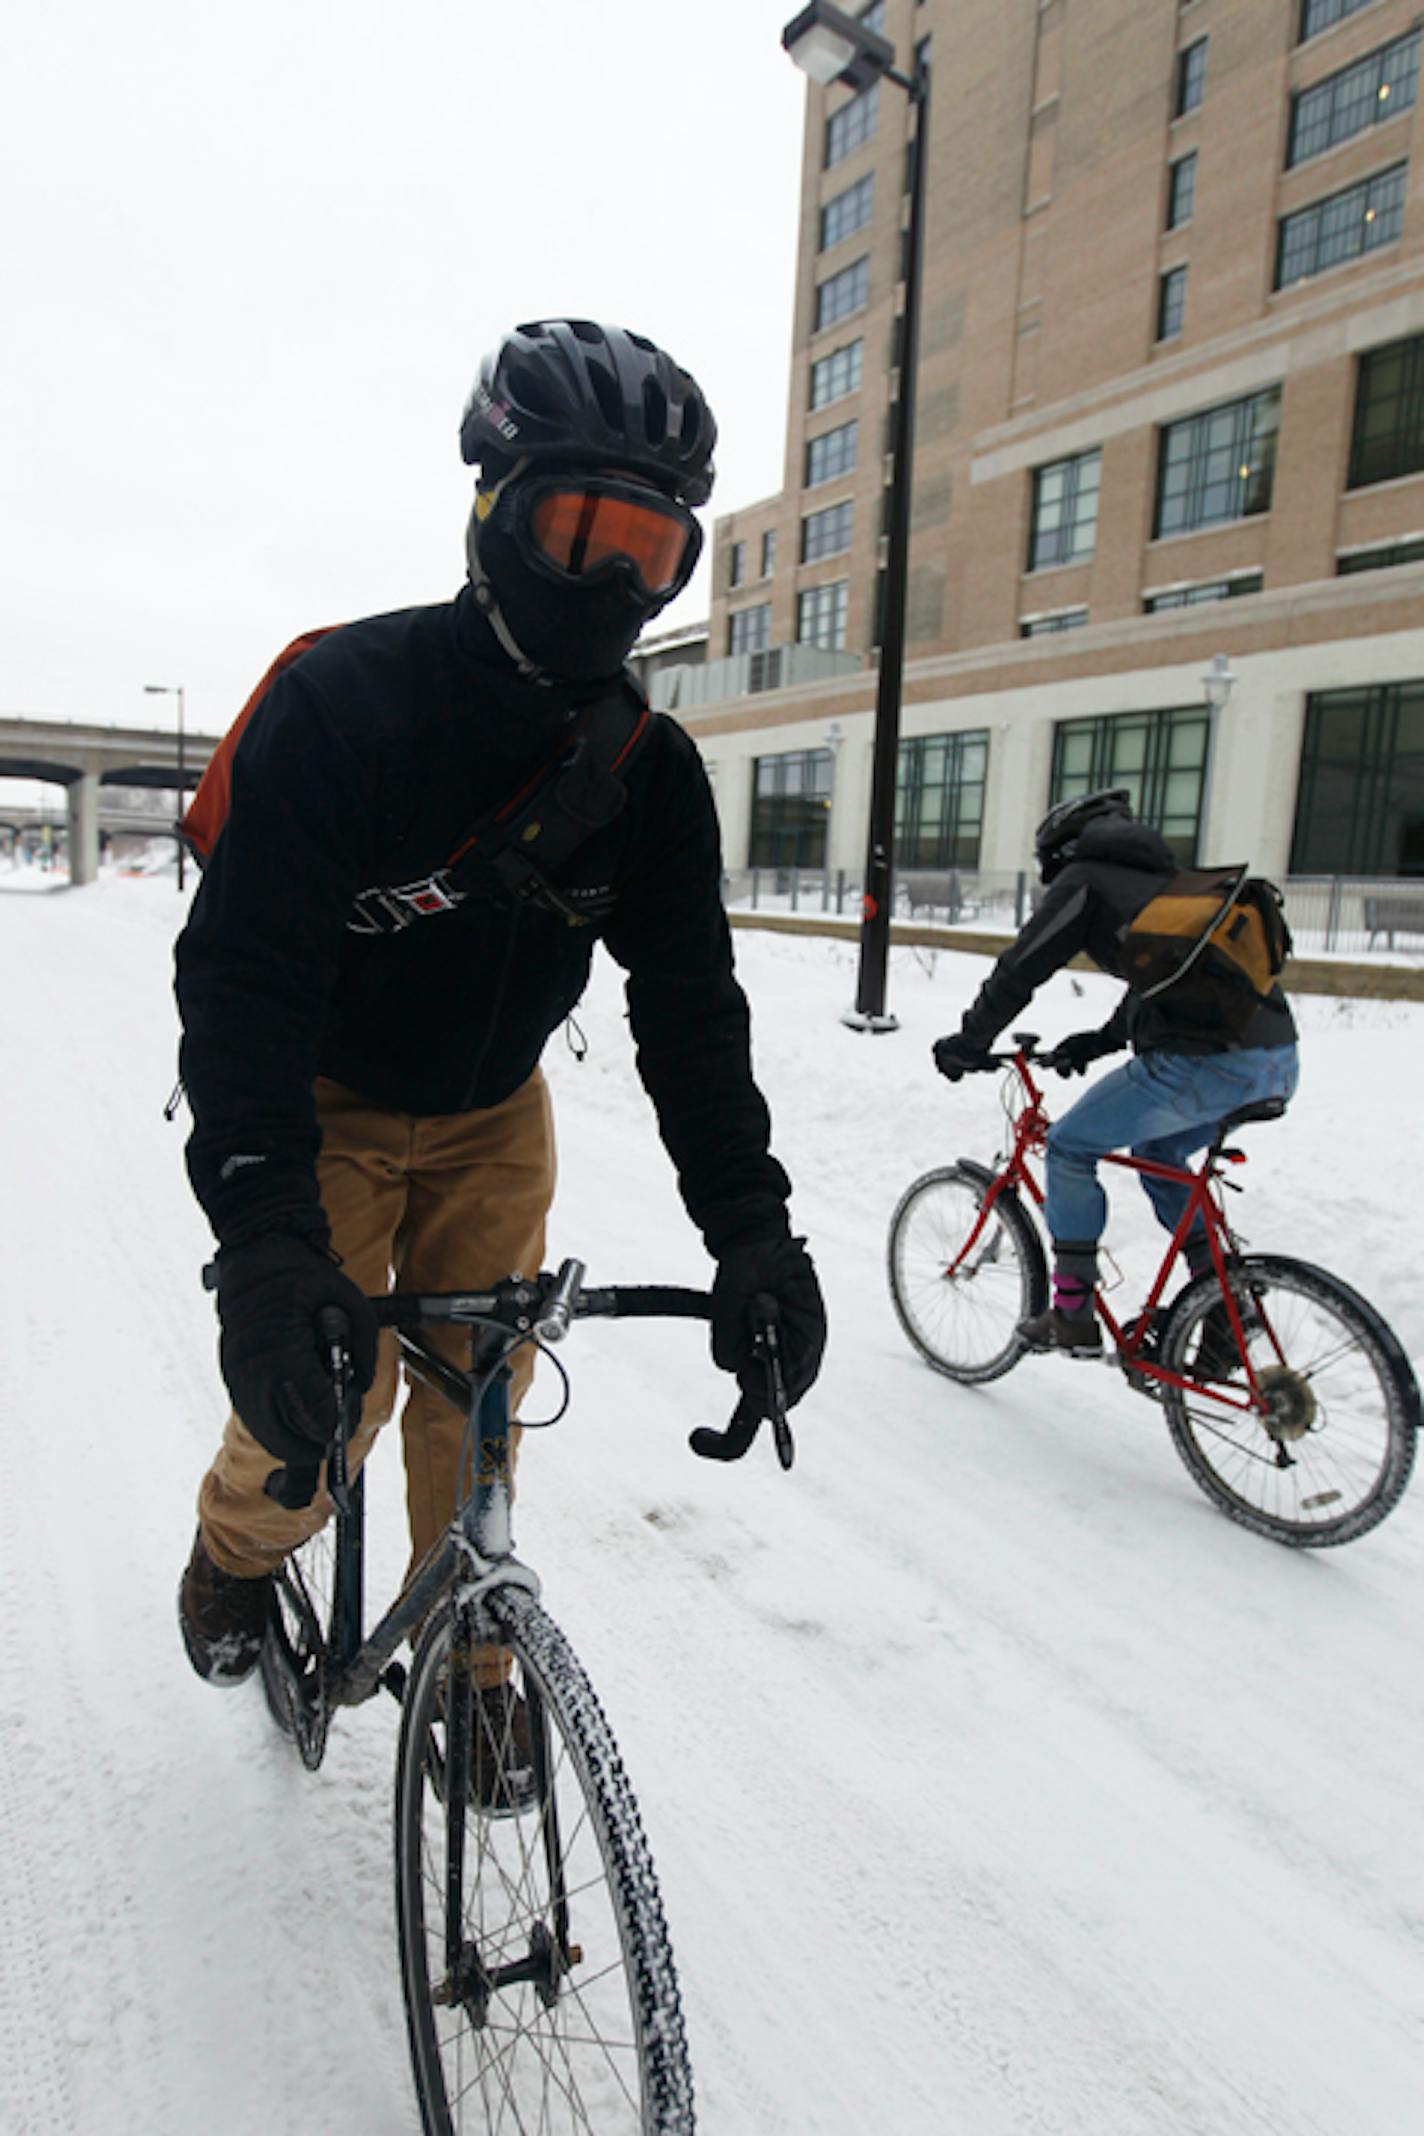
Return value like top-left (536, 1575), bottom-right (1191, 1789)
top-left (1, 872), bottom-right (1421, 2134)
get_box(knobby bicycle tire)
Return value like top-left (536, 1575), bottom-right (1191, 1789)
top-left (395, 1584), bottom-right (695, 2135)
top-left (887, 1162), bottom-right (1048, 1384)
top-left (1159, 1255), bottom-right (1420, 1547)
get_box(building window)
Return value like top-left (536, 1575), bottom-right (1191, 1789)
top-left (750, 749), bottom-right (834, 870)
top-left (1155, 387), bottom-right (1280, 537)
top-left (814, 256), bottom-right (870, 332)
top-left (761, 528), bottom-right (777, 578)
top-left (820, 172), bottom-right (873, 250)
top-left (727, 604), bottom-right (770, 656)
top-left (1158, 264), bottom-right (1188, 341)
top-left (1277, 161), bottom-right (1407, 287)
top-left (825, 81), bottom-right (879, 168)
top-left (801, 498), bottom-right (854, 562)
top-left (797, 580), bottom-right (849, 650)
top-left (1020, 609), bottom-right (1089, 636)
top-left (727, 541), bottom-right (745, 590)
top-left (1175, 38), bottom-right (1208, 118)
top-left (1144, 573), bottom-right (1264, 610)
top-left (1337, 537), bottom-right (1424, 570)
top-left (1287, 29), bottom-right (1419, 166)
top-left (1051, 707), bottom-right (1211, 863)
top-left (1028, 448), bottom-right (1102, 570)
top-left (1301, 0), bottom-right (1382, 42)
top-left (806, 419), bottom-right (859, 488)
top-left (895, 731), bottom-right (989, 869)
top-left (1291, 680), bottom-right (1424, 874)
top-left (1348, 333), bottom-right (1424, 486)
top-left (809, 339), bottom-right (864, 409)
top-left (1167, 151), bottom-right (1198, 229)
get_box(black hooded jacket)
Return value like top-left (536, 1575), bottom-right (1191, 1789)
top-left (959, 815), bottom-right (1297, 1057)
top-left (174, 588), bottom-right (792, 1256)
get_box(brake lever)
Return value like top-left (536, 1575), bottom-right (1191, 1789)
top-left (688, 1298), bottom-right (796, 1470)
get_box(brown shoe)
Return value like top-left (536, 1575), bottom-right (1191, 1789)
top-left (178, 1529), bottom-right (272, 1686)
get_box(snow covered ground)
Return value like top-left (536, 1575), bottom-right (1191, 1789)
top-left (2, 867), bottom-right (1421, 2136)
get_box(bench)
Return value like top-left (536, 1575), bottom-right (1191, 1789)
top-left (1363, 893), bottom-right (1424, 950)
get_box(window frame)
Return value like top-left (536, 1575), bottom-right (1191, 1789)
top-left (1050, 706), bottom-right (1212, 865)
top-left (796, 579), bottom-right (850, 651)
top-left (809, 339), bottom-right (865, 410)
top-left (1290, 679), bottom-right (1424, 875)
top-left (825, 81), bottom-right (879, 169)
top-left (1166, 150), bottom-right (1198, 230)
top-left (1286, 28), bottom-right (1419, 167)
top-left (814, 256), bottom-right (870, 334)
top-left (1348, 333), bottom-right (1424, 487)
top-left (1275, 160), bottom-right (1407, 287)
top-left (726, 603), bottom-right (771, 657)
top-left (820, 172), bottom-right (874, 251)
top-left (1299, 0), bottom-right (1384, 47)
top-left (805, 419), bottom-right (859, 489)
top-left (1154, 387), bottom-right (1281, 539)
top-left (801, 498), bottom-right (854, 563)
top-left (749, 748), bottom-right (835, 871)
top-left (894, 729), bottom-right (990, 870)
top-left (1157, 264), bottom-right (1188, 342)
top-left (1175, 38), bottom-right (1208, 119)
top-left (1027, 448), bottom-right (1103, 571)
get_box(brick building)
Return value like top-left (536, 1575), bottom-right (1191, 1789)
top-left (661, 0), bottom-right (1424, 891)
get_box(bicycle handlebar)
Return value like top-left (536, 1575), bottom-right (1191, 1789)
top-left (258, 1264), bottom-right (794, 1510)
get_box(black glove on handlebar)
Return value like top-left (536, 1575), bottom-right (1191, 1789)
top-left (1043, 1029), bottom-right (1111, 1078)
top-left (932, 1033), bottom-right (995, 1083)
top-left (216, 1234), bottom-right (379, 1466)
top-left (711, 1236), bottom-right (826, 1413)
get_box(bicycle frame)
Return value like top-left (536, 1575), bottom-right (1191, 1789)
top-left (949, 1049), bottom-right (1282, 1409)
top-left (313, 1324), bottom-right (540, 1713)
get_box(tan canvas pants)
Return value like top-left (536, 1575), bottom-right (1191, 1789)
top-left (198, 1070), bottom-right (557, 1642)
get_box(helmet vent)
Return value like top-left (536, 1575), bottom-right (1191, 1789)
top-left (679, 394), bottom-right (705, 450)
top-left (627, 329), bottom-right (656, 353)
top-left (642, 378), bottom-right (669, 446)
top-left (506, 360), bottom-right (558, 417)
top-left (568, 318), bottom-right (604, 345)
top-left (586, 358), bottom-right (626, 437)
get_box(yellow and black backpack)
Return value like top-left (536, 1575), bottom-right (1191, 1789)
top-left (1118, 865), bottom-right (1292, 1038)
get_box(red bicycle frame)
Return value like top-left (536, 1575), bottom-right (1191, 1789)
top-left (947, 1049), bottom-right (1281, 1409)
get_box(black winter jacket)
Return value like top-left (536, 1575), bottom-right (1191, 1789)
top-left (174, 589), bottom-right (792, 1256)
top-left (959, 816), bottom-right (1297, 1057)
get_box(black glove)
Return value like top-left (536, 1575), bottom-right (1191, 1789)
top-left (711, 1235), bottom-right (826, 1413)
top-left (216, 1233), bottom-right (379, 1466)
top-left (1042, 1029), bottom-right (1111, 1078)
top-left (932, 1033), bottom-right (995, 1083)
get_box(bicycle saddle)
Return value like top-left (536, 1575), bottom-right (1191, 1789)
top-left (1218, 1097), bottom-right (1287, 1133)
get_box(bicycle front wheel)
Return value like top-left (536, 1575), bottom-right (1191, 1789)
top-left (396, 1585), bottom-right (694, 2135)
top-left (1160, 1256), bottom-right (1420, 1547)
top-left (887, 1163), bottom-right (1048, 1383)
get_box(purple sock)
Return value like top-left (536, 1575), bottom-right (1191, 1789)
top-left (1053, 1274), bottom-right (1090, 1316)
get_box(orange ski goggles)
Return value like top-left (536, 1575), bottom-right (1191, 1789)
top-left (517, 477), bottom-right (702, 601)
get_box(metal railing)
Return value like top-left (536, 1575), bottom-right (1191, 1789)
top-left (722, 866), bottom-right (1424, 960)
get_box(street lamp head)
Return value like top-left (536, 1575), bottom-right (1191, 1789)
top-left (1201, 651), bottom-right (1236, 713)
top-left (782, 1), bottom-right (896, 91)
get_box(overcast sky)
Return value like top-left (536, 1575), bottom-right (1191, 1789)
top-left (1, 0), bottom-right (807, 755)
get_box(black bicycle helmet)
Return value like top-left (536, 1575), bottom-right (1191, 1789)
top-left (1034, 787), bottom-right (1134, 881)
top-left (459, 319), bottom-right (717, 507)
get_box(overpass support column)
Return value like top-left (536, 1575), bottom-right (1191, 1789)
top-left (67, 771), bottom-right (101, 887)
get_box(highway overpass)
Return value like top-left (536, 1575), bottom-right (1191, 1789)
top-left (0, 716), bottom-right (223, 885)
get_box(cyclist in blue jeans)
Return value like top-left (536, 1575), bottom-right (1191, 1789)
top-left (932, 790), bottom-right (1299, 1360)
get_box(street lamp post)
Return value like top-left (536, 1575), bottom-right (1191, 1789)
top-left (144, 682), bottom-right (188, 890)
top-left (783, 0), bottom-right (931, 1033)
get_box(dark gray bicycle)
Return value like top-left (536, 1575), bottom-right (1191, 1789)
top-left (255, 1257), bottom-right (791, 2135)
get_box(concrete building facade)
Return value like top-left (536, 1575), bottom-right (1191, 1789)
top-left (663, 0), bottom-right (1424, 894)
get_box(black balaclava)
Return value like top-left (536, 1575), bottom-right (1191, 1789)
top-left (465, 463), bottom-right (668, 685)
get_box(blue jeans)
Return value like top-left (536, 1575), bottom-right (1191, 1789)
top-left (1043, 1045), bottom-right (1300, 1248)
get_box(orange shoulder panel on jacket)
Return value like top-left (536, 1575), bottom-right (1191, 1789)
top-left (179, 626), bottom-right (337, 862)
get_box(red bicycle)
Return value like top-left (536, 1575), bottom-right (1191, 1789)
top-left (887, 1033), bottom-right (1419, 1547)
